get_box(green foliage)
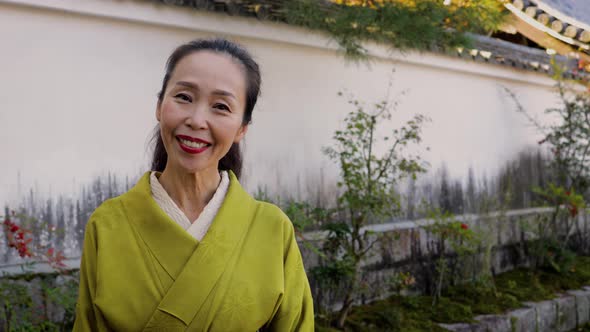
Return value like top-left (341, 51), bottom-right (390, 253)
top-left (309, 221), bottom-right (357, 318)
top-left (444, 281), bottom-right (521, 315)
top-left (533, 237), bottom-right (577, 273)
top-left (534, 184), bottom-right (585, 212)
top-left (253, 185), bottom-right (334, 233)
top-left (509, 62), bottom-right (590, 267)
top-left (347, 295), bottom-right (474, 331)
top-left (311, 222), bottom-right (357, 284)
top-left (574, 322), bottom-right (590, 332)
top-left (42, 277), bottom-right (78, 331)
top-left (388, 271), bottom-right (416, 296)
top-left (1, 210), bottom-right (76, 331)
top-left (540, 65), bottom-right (590, 194)
top-left (522, 184), bottom-right (584, 272)
top-left (323, 92), bottom-right (429, 221)
top-left (318, 88), bottom-right (429, 327)
top-left (315, 256), bottom-right (590, 331)
top-left (284, 201), bottom-right (333, 233)
top-left (508, 60), bottom-right (590, 193)
top-left (284, 0), bottom-right (507, 59)
top-left (422, 208), bottom-right (481, 304)
top-left (0, 275), bottom-right (77, 332)
top-left (496, 256), bottom-right (590, 302)
top-left (0, 280), bottom-right (32, 332)
top-left (496, 267), bottom-right (568, 302)
top-left (424, 209), bottom-right (479, 256)
top-left (429, 297), bottom-right (473, 323)
top-left (343, 295), bottom-right (451, 331)
top-left (346, 302), bottom-right (401, 331)
top-left (252, 186), bottom-right (274, 204)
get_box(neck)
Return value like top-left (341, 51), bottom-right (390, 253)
top-left (158, 165), bottom-right (221, 219)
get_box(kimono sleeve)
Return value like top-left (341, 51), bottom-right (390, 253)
top-left (73, 218), bottom-right (110, 331)
top-left (265, 216), bottom-right (315, 332)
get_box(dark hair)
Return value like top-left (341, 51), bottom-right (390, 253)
top-left (150, 38), bottom-right (261, 179)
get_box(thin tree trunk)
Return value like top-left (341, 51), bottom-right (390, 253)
top-left (336, 292), bottom-right (353, 328)
top-left (336, 263), bottom-right (360, 328)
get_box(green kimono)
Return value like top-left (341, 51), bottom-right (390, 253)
top-left (73, 171), bottom-right (314, 331)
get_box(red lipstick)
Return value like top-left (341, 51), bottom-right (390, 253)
top-left (176, 135), bottom-right (211, 154)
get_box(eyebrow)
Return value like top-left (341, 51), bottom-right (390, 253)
top-left (175, 81), bottom-right (237, 100)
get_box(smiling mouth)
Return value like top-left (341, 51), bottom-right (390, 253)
top-left (178, 137), bottom-right (210, 149)
top-left (176, 135), bottom-right (212, 154)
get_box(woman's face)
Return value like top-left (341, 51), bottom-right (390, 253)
top-left (156, 51), bottom-right (248, 175)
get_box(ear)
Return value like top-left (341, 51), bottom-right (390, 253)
top-left (234, 124), bottom-right (249, 143)
top-left (156, 104), bottom-right (161, 122)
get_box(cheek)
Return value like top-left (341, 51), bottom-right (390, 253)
top-left (159, 123), bottom-right (172, 149)
top-left (160, 103), bottom-right (181, 128)
top-left (159, 107), bottom-right (180, 147)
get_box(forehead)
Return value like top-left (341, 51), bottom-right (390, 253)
top-left (170, 51), bottom-right (246, 96)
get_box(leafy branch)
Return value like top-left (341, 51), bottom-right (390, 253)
top-left (284, 0), bottom-right (508, 60)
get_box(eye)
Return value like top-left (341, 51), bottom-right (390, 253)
top-left (174, 93), bottom-right (192, 103)
top-left (214, 103), bottom-right (230, 112)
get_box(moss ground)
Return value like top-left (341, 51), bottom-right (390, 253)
top-left (571, 322), bottom-right (590, 332)
top-left (315, 256), bottom-right (590, 331)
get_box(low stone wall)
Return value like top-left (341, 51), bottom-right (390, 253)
top-left (1, 208), bottom-right (589, 329)
top-left (440, 286), bottom-right (590, 332)
top-left (299, 207), bottom-right (590, 309)
top-left (0, 272), bottom-right (78, 330)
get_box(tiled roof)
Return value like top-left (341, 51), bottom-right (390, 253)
top-left (462, 34), bottom-right (587, 81)
top-left (155, 0), bottom-right (589, 80)
top-left (536, 0), bottom-right (590, 28)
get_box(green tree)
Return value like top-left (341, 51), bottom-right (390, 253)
top-left (507, 62), bottom-right (590, 267)
top-left (321, 88), bottom-right (429, 327)
top-left (508, 63), bottom-right (590, 195)
top-left (285, 0), bottom-right (507, 59)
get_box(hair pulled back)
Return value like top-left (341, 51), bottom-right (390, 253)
top-left (150, 38), bottom-right (261, 179)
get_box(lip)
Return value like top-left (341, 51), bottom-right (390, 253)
top-left (176, 135), bottom-right (211, 145)
top-left (176, 135), bottom-right (211, 154)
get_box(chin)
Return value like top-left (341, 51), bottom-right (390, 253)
top-left (176, 162), bottom-right (217, 175)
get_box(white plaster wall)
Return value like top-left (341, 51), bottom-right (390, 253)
top-left (0, 0), bottom-right (562, 206)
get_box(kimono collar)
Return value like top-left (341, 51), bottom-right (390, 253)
top-left (150, 170), bottom-right (229, 241)
top-left (120, 170), bottom-right (256, 281)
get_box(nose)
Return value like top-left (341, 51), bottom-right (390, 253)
top-left (185, 102), bottom-right (209, 130)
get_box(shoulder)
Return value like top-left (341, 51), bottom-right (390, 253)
top-left (253, 200), bottom-right (297, 240)
top-left (228, 171), bottom-right (290, 230)
top-left (255, 200), bottom-right (287, 218)
top-left (86, 171), bottom-right (151, 230)
top-left (254, 201), bottom-right (290, 225)
top-left (85, 195), bottom-right (127, 231)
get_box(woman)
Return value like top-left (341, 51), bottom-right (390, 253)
top-left (73, 38), bottom-right (314, 331)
